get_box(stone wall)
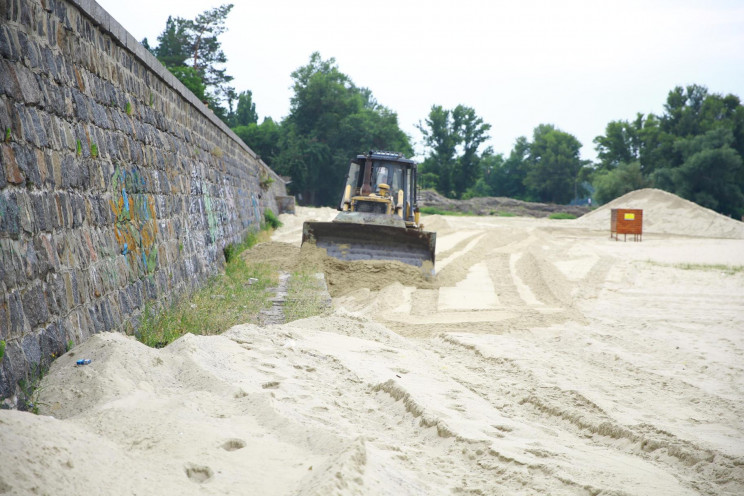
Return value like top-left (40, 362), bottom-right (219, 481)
top-left (0, 0), bottom-right (287, 406)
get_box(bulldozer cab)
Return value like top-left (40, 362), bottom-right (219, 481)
top-left (339, 151), bottom-right (419, 226)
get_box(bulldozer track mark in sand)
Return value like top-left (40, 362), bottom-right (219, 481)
top-left (430, 333), bottom-right (744, 496)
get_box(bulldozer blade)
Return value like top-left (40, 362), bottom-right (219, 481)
top-left (302, 221), bottom-right (436, 268)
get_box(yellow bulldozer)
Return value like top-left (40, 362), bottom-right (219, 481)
top-left (302, 151), bottom-right (436, 269)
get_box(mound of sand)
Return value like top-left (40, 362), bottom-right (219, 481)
top-left (575, 188), bottom-right (744, 238)
top-left (241, 241), bottom-right (301, 272)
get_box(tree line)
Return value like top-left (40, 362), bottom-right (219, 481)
top-left (144, 5), bottom-right (744, 218)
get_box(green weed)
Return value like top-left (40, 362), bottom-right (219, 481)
top-left (18, 364), bottom-right (48, 414)
top-left (264, 209), bottom-right (282, 229)
top-left (674, 263), bottom-right (743, 275)
top-left (419, 206), bottom-right (473, 216)
top-left (0, 340), bottom-right (5, 363)
top-left (4, 127), bottom-right (10, 142)
top-left (283, 270), bottom-right (329, 322)
top-left (126, 102), bottom-right (133, 116)
top-left (259, 173), bottom-right (275, 190)
top-left (645, 261), bottom-right (744, 275)
top-left (548, 212), bottom-right (577, 220)
top-left (90, 143), bottom-right (98, 158)
top-left (138, 229), bottom-right (277, 348)
top-left (137, 259), bottom-right (276, 348)
top-left (76, 139), bottom-right (82, 156)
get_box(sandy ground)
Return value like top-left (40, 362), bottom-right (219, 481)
top-left (1, 190), bottom-right (743, 495)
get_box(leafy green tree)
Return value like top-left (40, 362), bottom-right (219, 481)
top-left (524, 124), bottom-right (586, 203)
top-left (233, 117), bottom-right (282, 165)
top-left (149, 5), bottom-right (235, 121)
top-left (671, 128), bottom-right (744, 217)
top-left (492, 136), bottom-right (534, 200)
top-left (417, 105), bottom-right (459, 196)
top-left (453, 106), bottom-right (491, 197)
top-left (417, 104), bottom-right (491, 198)
top-left (593, 161), bottom-right (649, 204)
top-left (235, 90), bottom-right (258, 127)
top-left (463, 152), bottom-right (504, 199)
top-left (153, 16), bottom-right (190, 67)
top-left (166, 66), bottom-right (207, 101)
top-left (594, 118), bottom-right (641, 171)
top-left (184, 4), bottom-right (234, 100)
top-left (275, 53), bottom-right (412, 206)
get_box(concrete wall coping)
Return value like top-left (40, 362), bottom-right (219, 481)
top-left (68, 0), bottom-right (284, 184)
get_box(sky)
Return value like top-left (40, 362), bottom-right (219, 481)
top-left (96, 0), bottom-right (744, 162)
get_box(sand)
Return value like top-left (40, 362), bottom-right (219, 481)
top-left (1, 190), bottom-right (743, 495)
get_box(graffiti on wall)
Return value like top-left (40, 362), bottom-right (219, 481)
top-left (109, 166), bottom-right (158, 274)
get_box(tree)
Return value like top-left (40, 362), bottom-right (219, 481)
top-left (153, 16), bottom-right (190, 68)
top-left (417, 106), bottom-right (459, 196)
top-left (487, 136), bottom-right (535, 200)
top-left (234, 90), bottom-right (258, 127)
top-left (233, 117), bottom-right (282, 165)
top-left (524, 124), bottom-right (586, 204)
top-left (593, 161), bottom-right (649, 205)
top-left (452, 106), bottom-right (491, 197)
top-left (417, 105), bottom-right (491, 198)
top-left (593, 118), bottom-right (641, 171)
top-left (274, 53), bottom-right (412, 206)
top-left (149, 5), bottom-right (235, 121)
top-left (672, 128), bottom-right (744, 217)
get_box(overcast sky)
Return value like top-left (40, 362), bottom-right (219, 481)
top-left (97, 0), bottom-right (744, 162)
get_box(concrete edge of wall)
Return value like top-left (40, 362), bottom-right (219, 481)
top-left (68, 0), bottom-right (285, 185)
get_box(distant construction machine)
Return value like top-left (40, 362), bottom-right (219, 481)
top-left (301, 151), bottom-right (436, 269)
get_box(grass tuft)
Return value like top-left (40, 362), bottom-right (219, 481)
top-left (645, 261), bottom-right (744, 275)
top-left (137, 258), bottom-right (276, 348)
top-left (138, 225), bottom-right (279, 348)
top-left (264, 209), bottom-right (282, 229)
top-left (284, 270), bottom-right (329, 322)
top-left (419, 206), bottom-right (474, 216)
top-left (673, 263), bottom-right (743, 275)
top-left (548, 212), bottom-right (577, 220)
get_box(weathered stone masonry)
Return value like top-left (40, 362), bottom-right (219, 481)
top-left (0, 0), bottom-right (287, 405)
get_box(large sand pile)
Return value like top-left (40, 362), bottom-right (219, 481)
top-left (574, 188), bottom-right (744, 238)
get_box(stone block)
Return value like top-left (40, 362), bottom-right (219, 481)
top-left (29, 108), bottom-right (49, 148)
top-left (6, 290), bottom-right (27, 338)
top-left (0, 60), bottom-right (23, 101)
top-left (39, 321), bottom-right (66, 366)
top-left (72, 88), bottom-right (89, 121)
top-left (49, 271), bottom-right (66, 314)
top-left (21, 331), bottom-right (41, 366)
top-left (32, 194), bottom-right (50, 232)
top-left (0, 340), bottom-right (25, 400)
top-left (0, 26), bottom-right (14, 60)
top-left (22, 283), bottom-right (50, 329)
top-left (0, 291), bottom-right (8, 341)
top-left (0, 240), bottom-right (19, 287)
